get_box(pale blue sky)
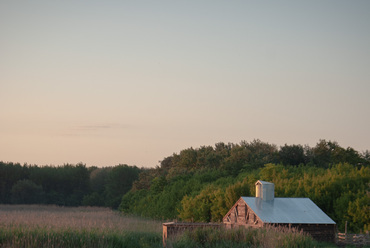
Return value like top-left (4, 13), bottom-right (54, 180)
top-left (1, 1), bottom-right (369, 167)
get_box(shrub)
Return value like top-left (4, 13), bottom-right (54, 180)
top-left (167, 226), bottom-right (320, 248)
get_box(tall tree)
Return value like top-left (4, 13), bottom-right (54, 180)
top-left (278, 144), bottom-right (306, 166)
top-left (105, 164), bottom-right (141, 208)
top-left (11, 179), bottom-right (44, 204)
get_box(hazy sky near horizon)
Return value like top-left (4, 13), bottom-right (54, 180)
top-left (1, 1), bottom-right (369, 168)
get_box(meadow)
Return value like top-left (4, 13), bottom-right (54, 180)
top-left (0, 205), bottom-right (340, 248)
top-left (0, 205), bottom-right (163, 248)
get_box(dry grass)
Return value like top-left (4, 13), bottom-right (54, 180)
top-left (0, 205), bottom-right (333, 248)
top-left (0, 204), bottom-right (162, 233)
top-left (0, 205), bottom-right (164, 247)
top-left (166, 225), bottom-right (320, 248)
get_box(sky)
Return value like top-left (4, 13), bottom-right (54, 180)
top-left (1, 1), bottom-right (369, 168)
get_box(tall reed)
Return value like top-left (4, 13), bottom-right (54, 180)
top-left (0, 205), bottom-right (163, 247)
top-left (0, 205), bottom-right (337, 247)
top-left (166, 225), bottom-right (329, 248)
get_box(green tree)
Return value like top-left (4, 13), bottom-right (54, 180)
top-left (105, 164), bottom-right (140, 208)
top-left (132, 168), bottom-right (156, 191)
top-left (82, 167), bottom-right (110, 206)
top-left (347, 193), bottom-right (370, 232)
top-left (243, 139), bottom-right (277, 168)
top-left (278, 144), bottom-right (305, 166)
top-left (179, 185), bottom-right (219, 222)
top-left (224, 180), bottom-right (251, 210)
top-left (150, 176), bottom-right (167, 194)
top-left (11, 179), bottom-right (44, 204)
top-left (0, 162), bottom-right (29, 203)
top-left (178, 148), bottom-right (198, 169)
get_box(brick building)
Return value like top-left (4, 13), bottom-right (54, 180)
top-left (223, 180), bottom-right (336, 242)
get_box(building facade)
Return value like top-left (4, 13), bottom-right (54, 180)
top-left (223, 180), bottom-right (336, 242)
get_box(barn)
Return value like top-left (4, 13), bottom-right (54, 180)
top-left (223, 180), bottom-right (336, 243)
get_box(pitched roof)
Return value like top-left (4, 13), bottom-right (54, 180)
top-left (255, 180), bottom-right (274, 185)
top-left (241, 197), bottom-right (336, 224)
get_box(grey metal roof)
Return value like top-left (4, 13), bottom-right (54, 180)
top-left (255, 180), bottom-right (274, 185)
top-left (241, 197), bottom-right (336, 224)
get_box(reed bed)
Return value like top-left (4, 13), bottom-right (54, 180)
top-left (0, 205), bottom-right (335, 247)
top-left (0, 204), bottom-right (162, 233)
top-left (0, 205), bottom-right (163, 247)
top-left (166, 226), bottom-right (330, 248)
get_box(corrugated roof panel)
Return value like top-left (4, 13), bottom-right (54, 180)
top-left (241, 197), bottom-right (336, 224)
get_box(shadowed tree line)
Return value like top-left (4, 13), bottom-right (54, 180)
top-left (0, 163), bottom-right (140, 208)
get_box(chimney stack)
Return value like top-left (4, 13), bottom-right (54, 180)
top-left (255, 180), bottom-right (274, 201)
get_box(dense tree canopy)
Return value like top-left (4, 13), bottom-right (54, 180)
top-left (1, 139), bottom-right (369, 233)
top-left (119, 140), bottom-right (369, 233)
top-left (0, 162), bottom-right (141, 208)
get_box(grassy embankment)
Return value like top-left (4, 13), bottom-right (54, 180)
top-left (0, 205), bottom-right (337, 248)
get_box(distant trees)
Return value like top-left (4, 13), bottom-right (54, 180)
top-left (28, 163), bottom-right (90, 206)
top-left (11, 179), bottom-right (44, 204)
top-left (1, 139), bottom-right (369, 233)
top-left (81, 167), bottom-right (109, 206)
top-left (278, 144), bottom-right (305, 166)
top-left (0, 162), bottom-right (141, 209)
top-left (81, 164), bottom-right (141, 208)
top-left (0, 163), bottom-right (91, 206)
top-left (104, 165), bottom-right (141, 208)
top-left (0, 162), bottom-right (28, 203)
top-left (306, 140), bottom-right (367, 167)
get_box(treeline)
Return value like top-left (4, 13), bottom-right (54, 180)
top-left (0, 163), bottom-right (140, 208)
top-left (1, 139), bottom-right (369, 233)
top-left (119, 140), bottom-right (369, 233)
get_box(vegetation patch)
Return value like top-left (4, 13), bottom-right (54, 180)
top-left (165, 226), bottom-right (336, 248)
top-left (0, 205), bottom-right (347, 247)
top-left (120, 139), bottom-right (369, 233)
top-left (0, 205), bottom-right (162, 248)
top-left (0, 227), bottom-right (162, 248)
top-left (1, 139), bottom-right (369, 236)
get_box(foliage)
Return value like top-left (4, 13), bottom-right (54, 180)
top-left (167, 226), bottom-right (321, 248)
top-left (119, 140), bottom-right (370, 233)
top-left (278, 144), bottom-right (305, 166)
top-left (11, 179), bottom-right (44, 204)
top-left (0, 162), bottom-right (142, 209)
top-left (0, 205), bottom-right (336, 248)
top-left (1, 139), bottom-right (369, 233)
top-left (104, 165), bottom-right (141, 208)
top-left (260, 163), bottom-right (370, 232)
top-left (28, 163), bottom-right (90, 206)
top-left (0, 205), bottom-right (163, 248)
top-left (0, 227), bottom-right (162, 248)
top-left (0, 162), bottom-right (28, 203)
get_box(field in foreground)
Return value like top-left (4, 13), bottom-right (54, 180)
top-left (0, 205), bottom-right (163, 248)
top-left (0, 205), bottom-right (338, 248)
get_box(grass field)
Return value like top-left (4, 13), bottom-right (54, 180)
top-left (0, 205), bottom-right (339, 248)
top-left (0, 205), bottom-right (163, 248)
top-left (0, 205), bottom-right (162, 233)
